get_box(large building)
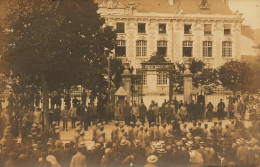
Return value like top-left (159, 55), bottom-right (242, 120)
top-left (96, 0), bottom-right (258, 104)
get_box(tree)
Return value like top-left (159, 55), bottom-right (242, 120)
top-left (1, 0), bottom-right (117, 129)
top-left (246, 56), bottom-right (260, 93)
top-left (218, 61), bottom-right (251, 93)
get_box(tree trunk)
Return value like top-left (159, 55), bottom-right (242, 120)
top-left (41, 74), bottom-right (50, 131)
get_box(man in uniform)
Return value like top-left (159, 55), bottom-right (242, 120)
top-left (206, 102), bottom-right (214, 122)
top-left (217, 99), bottom-right (225, 120)
top-left (139, 101), bottom-right (147, 125)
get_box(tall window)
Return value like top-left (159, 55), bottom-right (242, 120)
top-left (159, 24), bottom-right (166, 34)
top-left (115, 40), bottom-right (126, 57)
top-left (183, 41), bottom-right (193, 57)
top-left (136, 40), bottom-right (147, 57)
top-left (141, 71), bottom-right (147, 85)
top-left (157, 40), bottom-right (167, 57)
top-left (138, 23), bottom-right (146, 33)
top-left (204, 24), bottom-right (212, 35)
top-left (157, 72), bottom-right (168, 85)
top-left (184, 24), bottom-right (192, 34)
top-left (203, 41), bottom-right (212, 57)
top-left (222, 41), bottom-right (232, 57)
top-left (116, 22), bottom-right (125, 33)
top-left (224, 24), bottom-right (231, 35)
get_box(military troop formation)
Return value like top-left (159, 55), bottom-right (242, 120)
top-left (0, 91), bottom-right (259, 166)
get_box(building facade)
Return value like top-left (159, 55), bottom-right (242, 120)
top-left (96, 0), bottom-right (251, 104)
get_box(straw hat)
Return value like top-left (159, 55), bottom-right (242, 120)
top-left (78, 141), bottom-right (86, 149)
top-left (147, 155), bottom-right (158, 163)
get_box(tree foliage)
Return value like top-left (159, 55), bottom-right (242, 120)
top-left (218, 61), bottom-right (251, 93)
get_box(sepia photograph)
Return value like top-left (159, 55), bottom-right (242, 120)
top-left (0, 0), bottom-right (260, 166)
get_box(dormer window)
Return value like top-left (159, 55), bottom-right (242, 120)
top-left (184, 24), bottom-right (192, 34)
top-left (138, 23), bottom-right (146, 33)
top-left (224, 24), bottom-right (231, 35)
top-left (159, 24), bottom-right (166, 34)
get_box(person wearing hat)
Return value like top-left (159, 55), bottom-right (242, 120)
top-left (217, 99), bottom-right (225, 120)
top-left (159, 103), bottom-right (167, 124)
top-left (165, 103), bottom-right (173, 124)
top-left (131, 139), bottom-right (146, 166)
top-left (144, 155), bottom-right (158, 167)
top-left (133, 122), bottom-right (140, 140)
top-left (147, 105), bottom-right (156, 127)
top-left (160, 124), bottom-right (167, 141)
top-left (70, 141), bottom-right (87, 167)
top-left (138, 101), bottom-right (147, 125)
top-left (127, 122), bottom-right (134, 143)
top-left (124, 101), bottom-right (131, 126)
top-left (206, 102), bottom-right (214, 122)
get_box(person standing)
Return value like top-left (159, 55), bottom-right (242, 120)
top-left (198, 102), bottom-right (205, 122)
top-left (61, 105), bottom-right (70, 131)
top-left (114, 102), bottom-right (120, 121)
top-left (159, 103), bottom-right (166, 124)
top-left (131, 102), bottom-right (139, 121)
top-left (179, 102), bottom-right (188, 123)
top-left (237, 100), bottom-right (245, 120)
top-left (64, 94), bottom-right (71, 109)
top-left (165, 103), bottom-right (173, 124)
top-left (81, 89), bottom-right (87, 107)
top-left (70, 105), bottom-right (77, 128)
top-left (206, 102), bottom-right (214, 122)
top-left (217, 99), bottom-right (225, 120)
top-left (124, 101), bottom-right (131, 126)
top-left (139, 101), bottom-right (147, 125)
top-left (70, 141), bottom-right (87, 167)
top-left (147, 105), bottom-right (156, 127)
top-left (33, 108), bottom-right (42, 131)
top-left (228, 101), bottom-right (234, 120)
top-left (54, 106), bottom-right (61, 126)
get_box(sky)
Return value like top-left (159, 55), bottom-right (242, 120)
top-left (229, 0), bottom-right (260, 29)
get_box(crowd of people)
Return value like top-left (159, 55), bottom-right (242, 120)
top-left (0, 92), bottom-right (259, 167)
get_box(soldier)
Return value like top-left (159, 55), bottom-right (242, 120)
top-left (228, 101), bottom-right (234, 120)
top-left (202, 124), bottom-right (208, 141)
top-left (61, 105), bottom-right (70, 131)
top-left (237, 100), bottom-right (245, 120)
top-left (165, 103), bottom-right (173, 124)
top-left (81, 89), bottom-right (87, 107)
top-left (64, 93), bottom-right (71, 109)
top-left (217, 99), bottom-right (225, 120)
top-left (216, 122), bottom-right (223, 139)
top-left (206, 102), bottom-right (214, 122)
top-left (179, 102), bottom-right (188, 123)
top-left (139, 101), bottom-right (147, 125)
top-left (53, 105), bottom-right (61, 126)
top-left (198, 102), bottom-right (205, 122)
top-left (147, 105), bottom-right (156, 127)
top-left (124, 101), bottom-right (131, 126)
top-left (159, 103), bottom-right (166, 124)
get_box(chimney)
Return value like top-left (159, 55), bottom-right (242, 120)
top-left (169, 0), bottom-right (174, 6)
top-left (223, 0), bottom-right (229, 8)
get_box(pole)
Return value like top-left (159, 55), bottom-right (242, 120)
top-left (108, 55), bottom-right (111, 103)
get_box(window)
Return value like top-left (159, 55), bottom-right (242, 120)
top-left (222, 41), bottom-right (232, 57)
top-left (138, 23), bottom-right (146, 33)
top-left (157, 41), bottom-right (167, 57)
top-left (159, 24), bottom-right (166, 34)
top-left (116, 22), bottom-right (125, 33)
top-left (115, 40), bottom-right (126, 57)
top-left (204, 24), bottom-right (212, 35)
top-left (203, 41), bottom-right (212, 57)
top-left (184, 24), bottom-right (192, 34)
top-left (224, 24), bottom-right (231, 35)
top-left (136, 40), bottom-right (147, 57)
top-left (157, 72), bottom-right (168, 85)
top-left (183, 41), bottom-right (193, 57)
top-left (141, 71), bottom-right (147, 85)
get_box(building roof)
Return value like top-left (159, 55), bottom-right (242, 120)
top-left (114, 86), bottom-right (128, 96)
top-left (241, 25), bottom-right (255, 41)
top-left (253, 28), bottom-right (260, 45)
top-left (97, 0), bottom-right (233, 15)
